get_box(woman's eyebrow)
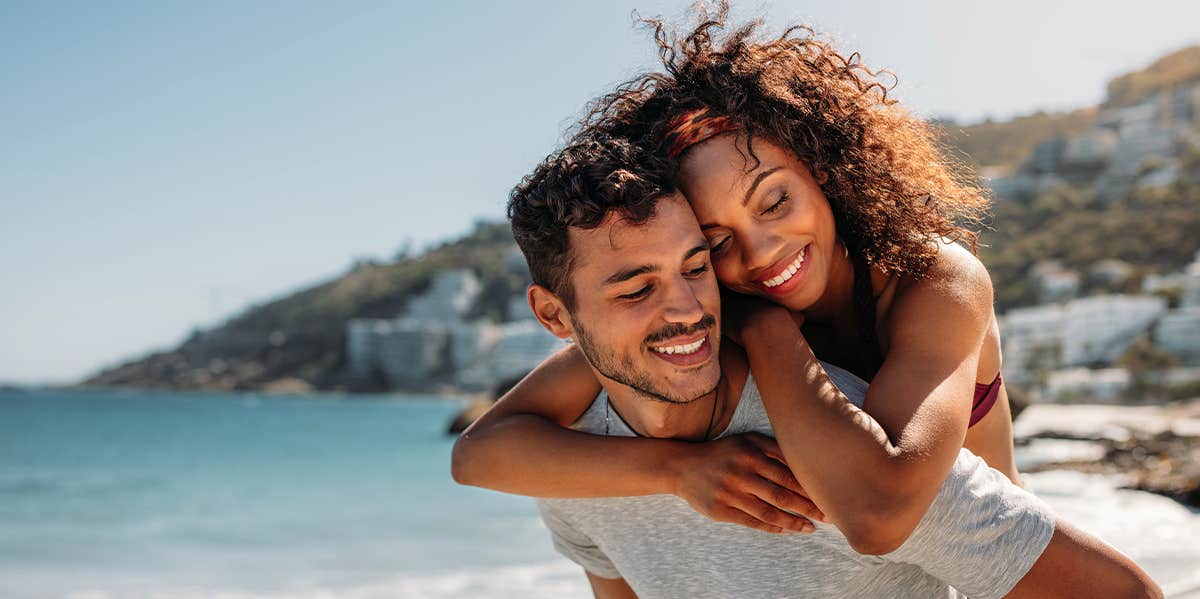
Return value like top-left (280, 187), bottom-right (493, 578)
top-left (741, 166), bottom-right (783, 206)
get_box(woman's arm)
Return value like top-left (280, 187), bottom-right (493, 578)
top-left (451, 344), bottom-right (822, 533)
top-left (736, 251), bottom-right (993, 554)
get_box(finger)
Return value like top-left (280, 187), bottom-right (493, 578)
top-left (740, 433), bottom-right (787, 463)
top-left (748, 451), bottom-right (805, 494)
top-left (730, 495), bottom-right (816, 534)
top-left (714, 505), bottom-right (790, 535)
top-left (747, 476), bottom-right (826, 524)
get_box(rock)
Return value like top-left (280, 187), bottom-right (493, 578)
top-left (260, 377), bottom-right (315, 394)
top-left (447, 398), bottom-right (494, 435)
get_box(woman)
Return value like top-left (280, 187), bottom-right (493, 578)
top-left (454, 6), bottom-right (1019, 538)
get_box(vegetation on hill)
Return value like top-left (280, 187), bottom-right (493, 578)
top-left (1105, 45), bottom-right (1200, 109)
top-left (935, 108), bottom-right (1095, 170)
top-left (84, 45), bottom-right (1200, 392)
top-left (84, 222), bottom-right (525, 391)
top-left (980, 145), bottom-right (1200, 312)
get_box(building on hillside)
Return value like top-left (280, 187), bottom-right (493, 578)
top-left (1031, 260), bottom-right (1080, 303)
top-left (345, 270), bottom-right (482, 387)
top-left (1043, 367), bottom-right (1131, 403)
top-left (405, 270), bottom-right (481, 324)
top-left (1156, 306), bottom-right (1200, 365)
top-left (1061, 128), bottom-right (1117, 169)
top-left (1088, 259), bottom-right (1135, 288)
top-left (1001, 295), bottom-right (1168, 385)
top-left (456, 320), bottom-right (566, 390)
top-left (1025, 138), bottom-right (1066, 174)
top-left (346, 320), bottom-right (451, 387)
top-left (1142, 250), bottom-right (1200, 307)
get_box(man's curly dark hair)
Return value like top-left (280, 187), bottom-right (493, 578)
top-left (508, 135), bottom-right (676, 308)
top-left (575, 2), bottom-right (990, 277)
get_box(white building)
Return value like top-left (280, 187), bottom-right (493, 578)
top-left (1043, 367), bottom-right (1131, 403)
top-left (1156, 306), bottom-right (1200, 365)
top-left (345, 269), bottom-right (482, 387)
top-left (345, 319), bottom-right (450, 386)
top-left (1001, 295), bottom-right (1168, 385)
top-left (1061, 128), bottom-right (1117, 168)
top-left (406, 270), bottom-right (481, 324)
top-left (1031, 260), bottom-right (1080, 303)
top-left (456, 320), bottom-right (566, 390)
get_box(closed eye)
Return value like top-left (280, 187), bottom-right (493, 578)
top-left (710, 236), bottom-right (731, 255)
top-left (618, 286), bottom-right (652, 301)
top-left (685, 263), bottom-right (710, 277)
top-left (762, 192), bottom-right (790, 215)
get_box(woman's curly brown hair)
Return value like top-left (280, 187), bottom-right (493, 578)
top-left (574, 2), bottom-right (990, 277)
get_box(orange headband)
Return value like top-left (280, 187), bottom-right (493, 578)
top-left (663, 107), bottom-right (740, 159)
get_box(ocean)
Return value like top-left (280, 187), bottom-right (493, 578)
top-left (1, 389), bottom-right (1197, 598)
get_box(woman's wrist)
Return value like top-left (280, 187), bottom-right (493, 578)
top-left (661, 441), bottom-right (699, 498)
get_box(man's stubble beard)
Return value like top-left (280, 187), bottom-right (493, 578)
top-left (570, 315), bottom-right (719, 405)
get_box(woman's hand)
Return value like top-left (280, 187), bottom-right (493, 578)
top-left (672, 432), bottom-right (824, 534)
top-left (720, 288), bottom-right (801, 348)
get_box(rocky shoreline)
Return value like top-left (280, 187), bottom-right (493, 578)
top-left (1015, 399), bottom-right (1200, 509)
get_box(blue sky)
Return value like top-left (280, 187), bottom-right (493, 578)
top-left (3, 0), bottom-right (1199, 384)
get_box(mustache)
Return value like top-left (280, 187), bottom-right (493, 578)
top-left (644, 314), bottom-right (717, 346)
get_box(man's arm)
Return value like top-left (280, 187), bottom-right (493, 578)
top-left (587, 572), bottom-right (639, 599)
top-left (1006, 520), bottom-right (1161, 599)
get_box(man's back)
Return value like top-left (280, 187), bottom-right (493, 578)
top-left (537, 365), bottom-right (1054, 599)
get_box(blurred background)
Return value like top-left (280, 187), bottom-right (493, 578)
top-left (3, 1), bottom-right (1200, 597)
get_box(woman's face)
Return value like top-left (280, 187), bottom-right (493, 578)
top-left (677, 133), bottom-right (840, 312)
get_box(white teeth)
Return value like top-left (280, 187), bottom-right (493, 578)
top-left (651, 337), bottom-right (706, 356)
top-left (762, 250), bottom-right (807, 288)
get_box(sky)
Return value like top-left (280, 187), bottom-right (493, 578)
top-left (3, 0), bottom-right (1199, 384)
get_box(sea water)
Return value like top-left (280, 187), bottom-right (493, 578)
top-left (1, 390), bottom-right (1196, 598)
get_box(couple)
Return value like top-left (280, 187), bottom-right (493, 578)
top-left (452, 7), bottom-right (1160, 598)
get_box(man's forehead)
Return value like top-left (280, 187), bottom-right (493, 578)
top-left (568, 196), bottom-right (701, 270)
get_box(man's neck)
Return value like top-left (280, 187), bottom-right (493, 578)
top-left (601, 344), bottom-right (748, 441)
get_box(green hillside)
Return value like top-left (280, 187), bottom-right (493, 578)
top-left (84, 223), bottom-right (526, 392)
top-left (83, 45), bottom-right (1200, 392)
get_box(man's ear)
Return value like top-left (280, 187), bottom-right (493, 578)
top-left (813, 168), bottom-right (829, 185)
top-left (528, 284), bottom-right (574, 340)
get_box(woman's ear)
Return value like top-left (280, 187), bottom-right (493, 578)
top-left (528, 284), bottom-right (574, 340)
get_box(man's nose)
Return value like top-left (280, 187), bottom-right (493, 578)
top-left (661, 276), bottom-right (706, 324)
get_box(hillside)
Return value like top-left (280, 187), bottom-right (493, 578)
top-left (981, 145), bottom-right (1200, 312)
top-left (936, 108), bottom-right (1096, 170)
top-left (1105, 45), bottom-right (1200, 109)
top-left (936, 45), bottom-right (1200, 171)
top-left (83, 45), bottom-right (1200, 392)
top-left (84, 223), bottom-right (526, 392)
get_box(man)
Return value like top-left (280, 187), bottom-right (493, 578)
top-left (495, 136), bottom-right (1159, 598)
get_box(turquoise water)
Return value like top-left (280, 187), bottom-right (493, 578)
top-left (0, 389), bottom-right (584, 598)
top-left (4, 390), bottom-right (1198, 597)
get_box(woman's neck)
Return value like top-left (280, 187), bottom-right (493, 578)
top-left (802, 239), bottom-right (858, 327)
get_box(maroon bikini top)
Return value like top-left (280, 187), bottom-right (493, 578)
top-left (851, 255), bottom-right (1000, 429)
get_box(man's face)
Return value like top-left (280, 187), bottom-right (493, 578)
top-left (564, 194), bottom-right (722, 404)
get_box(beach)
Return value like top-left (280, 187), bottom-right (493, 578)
top-left (2, 389), bottom-right (1197, 598)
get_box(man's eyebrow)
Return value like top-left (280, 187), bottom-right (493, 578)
top-left (742, 166), bottom-right (783, 206)
top-left (603, 264), bottom-right (658, 286)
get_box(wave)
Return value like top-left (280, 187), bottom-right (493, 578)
top-left (60, 561), bottom-right (591, 599)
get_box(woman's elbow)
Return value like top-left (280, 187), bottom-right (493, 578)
top-left (838, 492), bottom-right (927, 555)
top-left (841, 515), bottom-right (915, 556)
